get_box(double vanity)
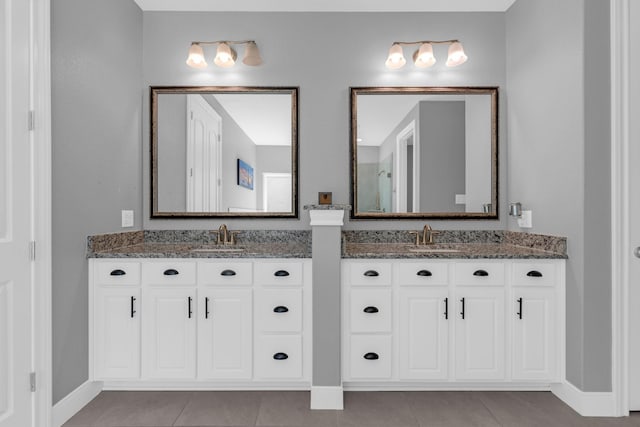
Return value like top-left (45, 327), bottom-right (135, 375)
top-left (87, 226), bottom-right (566, 400)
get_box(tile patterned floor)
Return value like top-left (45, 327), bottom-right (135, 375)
top-left (63, 391), bottom-right (640, 427)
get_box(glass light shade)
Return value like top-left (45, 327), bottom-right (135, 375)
top-left (214, 42), bottom-right (237, 68)
top-left (413, 43), bottom-right (436, 68)
top-left (446, 42), bottom-right (468, 67)
top-left (242, 41), bottom-right (263, 66)
top-left (385, 44), bottom-right (406, 69)
top-left (186, 44), bottom-right (207, 69)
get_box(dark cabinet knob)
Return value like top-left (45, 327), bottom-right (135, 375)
top-left (473, 270), bottom-right (489, 277)
top-left (273, 352), bottom-right (289, 360)
top-left (273, 306), bottom-right (289, 313)
top-left (110, 269), bottom-right (126, 276)
top-left (417, 270), bottom-right (432, 277)
top-left (274, 270), bottom-right (290, 277)
top-left (363, 352), bottom-right (379, 360)
top-left (526, 270), bottom-right (543, 277)
top-left (364, 270), bottom-right (379, 277)
top-left (363, 306), bottom-right (379, 314)
top-left (163, 269), bottom-right (179, 276)
top-left (220, 269), bottom-right (236, 276)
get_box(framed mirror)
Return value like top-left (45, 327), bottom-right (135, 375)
top-left (151, 86), bottom-right (298, 218)
top-left (350, 86), bottom-right (498, 219)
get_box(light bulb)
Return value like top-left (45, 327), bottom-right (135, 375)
top-left (186, 43), bottom-right (207, 69)
top-left (446, 41), bottom-right (468, 67)
top-left (385, 43), bottom-right (406, 69)
top-left (413, 43), bottom-right (436, 68)
top-left (214, 42), bottom-right (237, 68)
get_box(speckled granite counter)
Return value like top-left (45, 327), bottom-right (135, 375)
top-left (87, 230), bottom-right (311, 258)
top-left (342, 230), bottom-right (567, 259)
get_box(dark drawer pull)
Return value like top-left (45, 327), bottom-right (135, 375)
top-left (163, 269), bottom-right (179, 276)
top-left (220, 269), bottom-right (237, 276)
top-left (527, 270), bottom-right (543, 278)
top-left (363, 306), bottom-right (379, 314)
top-left (130, 296), bottom-right (136, 318)
top-left (110, 269), bottom-right (126, 276)
top-left (273, 306), bottom-right (289, 313)
top-left (517, 297), bottom-right (523, 319)
top-left (473, 270), bottom-right (489, 277)
top-left (364, 270), bottom-right (379, 277)
top-left (417, 270), bottom-right (432, 277)
top-left (363, 352), bottom-right (379, 360)
top-left (273, 352), bottom-right (289, 360)
top-left (274, 270), bottom-right (290, 277)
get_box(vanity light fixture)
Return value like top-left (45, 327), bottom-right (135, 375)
top-left (385, 40), bottom-right (467, 70)
top-left (186, 40), bottom-right (263, 69)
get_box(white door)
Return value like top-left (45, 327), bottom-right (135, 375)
top-left (630, 0), bottom-right (640, 410)
top-left (94, 288), bottom-right (141, 379)
top-left (186, 94), bottom-right (221, 212)
top-left (455, 288), bottom-right (505, 380)
top-left (143, 288), bottom-right (197, 379)
top-left (511, 288), bottom-right (556, 381)
top-left (262, 173), bottom-right (291, 212)
top-left (399, 288), bottom-right (449, 380)
top-left (198, 289), bottom-right (252, 379)
top-left (0, 0), bottom-right (33, 425)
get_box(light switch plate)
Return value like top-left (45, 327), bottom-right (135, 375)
top-left (455, 194), bottom-right (466, 205)
top-left (517, 210), bottom-right (532, 228)
top-left (121, 210), bottom-right (134, 228)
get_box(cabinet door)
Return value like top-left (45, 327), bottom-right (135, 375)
top-left (94, 287), bottom-right (140, 379)
top-left (455, 288), bottom-right (505, 380)
top-left (399, 288), bottom-right (449, 380)
top-left (512, 288), bottom-right (556, 381)
top-left (198, 289), bottom-right (252, 379)
top-left (143, 288), bottom-right (197, 379)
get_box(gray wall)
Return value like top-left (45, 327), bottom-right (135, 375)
top-left (51, 0), bottom-right (143, 403)
top-left (142, 11), bottom-right (507, 230)
top-left (506, 0), bottom-right (611, 392)
top-left (255, 145), bottom-right (292, 211)
top-left (418, 101), bottom-right (466, 212)
top-left (157, 94), bottom-right (187, 212)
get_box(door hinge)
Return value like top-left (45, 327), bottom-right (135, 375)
top-left (29, 241), bottom-right (36, 261)
top-left (30, 372), bottom-right (36, 392)
top-left (28, 110), bottom-right (35, 131)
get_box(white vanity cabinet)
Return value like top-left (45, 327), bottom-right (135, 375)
top-left (342, 258), bottom-right (565, 388)
top-left (89, 258), bottom-right (311, 388)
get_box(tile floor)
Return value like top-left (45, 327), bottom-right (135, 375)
top-left (63, 390), bottom-right (640, 427)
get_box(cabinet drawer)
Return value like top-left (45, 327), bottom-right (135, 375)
top-left (96, 261), bottom-right (141, 286)
top-left (512, 262), bottom-right (557, 287)
top-left (350, 289), bottom-right (392, 333)
top-left (348, 262), bottom-right (392, 287)
top-left (349, 335), bottom-right (392, 379)
top-left (254, 262), bottom-right (303, 286)
top-left (453, 262), bottom-right (505, 286)
top-left (142, 261), bottom-right (197, 285)
top-left (198, 261), bottom-right (253, 286)
top-left (397, 262), bottom-right (449, 286)
top-left (255, 289), bottom-right (302, 333)
top-left (255, 335), bottom-right (303, 379)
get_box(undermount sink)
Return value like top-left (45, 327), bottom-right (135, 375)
top-left (407, 247), bottom-right (462, 254)
top-left (190, 246), bottom-right (245, 253)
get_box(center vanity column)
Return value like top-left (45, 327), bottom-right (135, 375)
top-left (307, 205), bottom-right (349, 410)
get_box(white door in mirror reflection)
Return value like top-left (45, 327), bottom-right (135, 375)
top-left (263, 173), bottom-right (292, 212)
top-left (395, 121), bottom-right (419, 213)
top-left (187, 95), bottom-right (222, 212)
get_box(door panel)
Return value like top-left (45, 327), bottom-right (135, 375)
top-left (0, 0), bottom-right (32, 425)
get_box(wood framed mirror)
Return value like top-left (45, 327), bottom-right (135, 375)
top-left (350, 86), bottom-right (499, 219)
top-left (151, 86), bottom-right (298, 218)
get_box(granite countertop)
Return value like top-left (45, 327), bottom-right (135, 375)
top-left (343, 242), bottom-right (567, 259)
top-left (90, 242), bottom-right (311, 259)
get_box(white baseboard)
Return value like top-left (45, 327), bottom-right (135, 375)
top-left (52, 380), bottom-right (103, 427)
top-left (551, 381), bottom-right (616, 417)
top-left (310, 386), bottom-right (344, 410)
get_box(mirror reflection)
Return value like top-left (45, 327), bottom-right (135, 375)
top-left (351, 87), bottom-right (498, 219)
top-left (151, 87), bottom-right (298, 218)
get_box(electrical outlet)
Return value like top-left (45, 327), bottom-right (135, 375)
top-left (517, 210), bottom-right (533, 228)
top-left (121, 210), bottom-right (134, 228)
